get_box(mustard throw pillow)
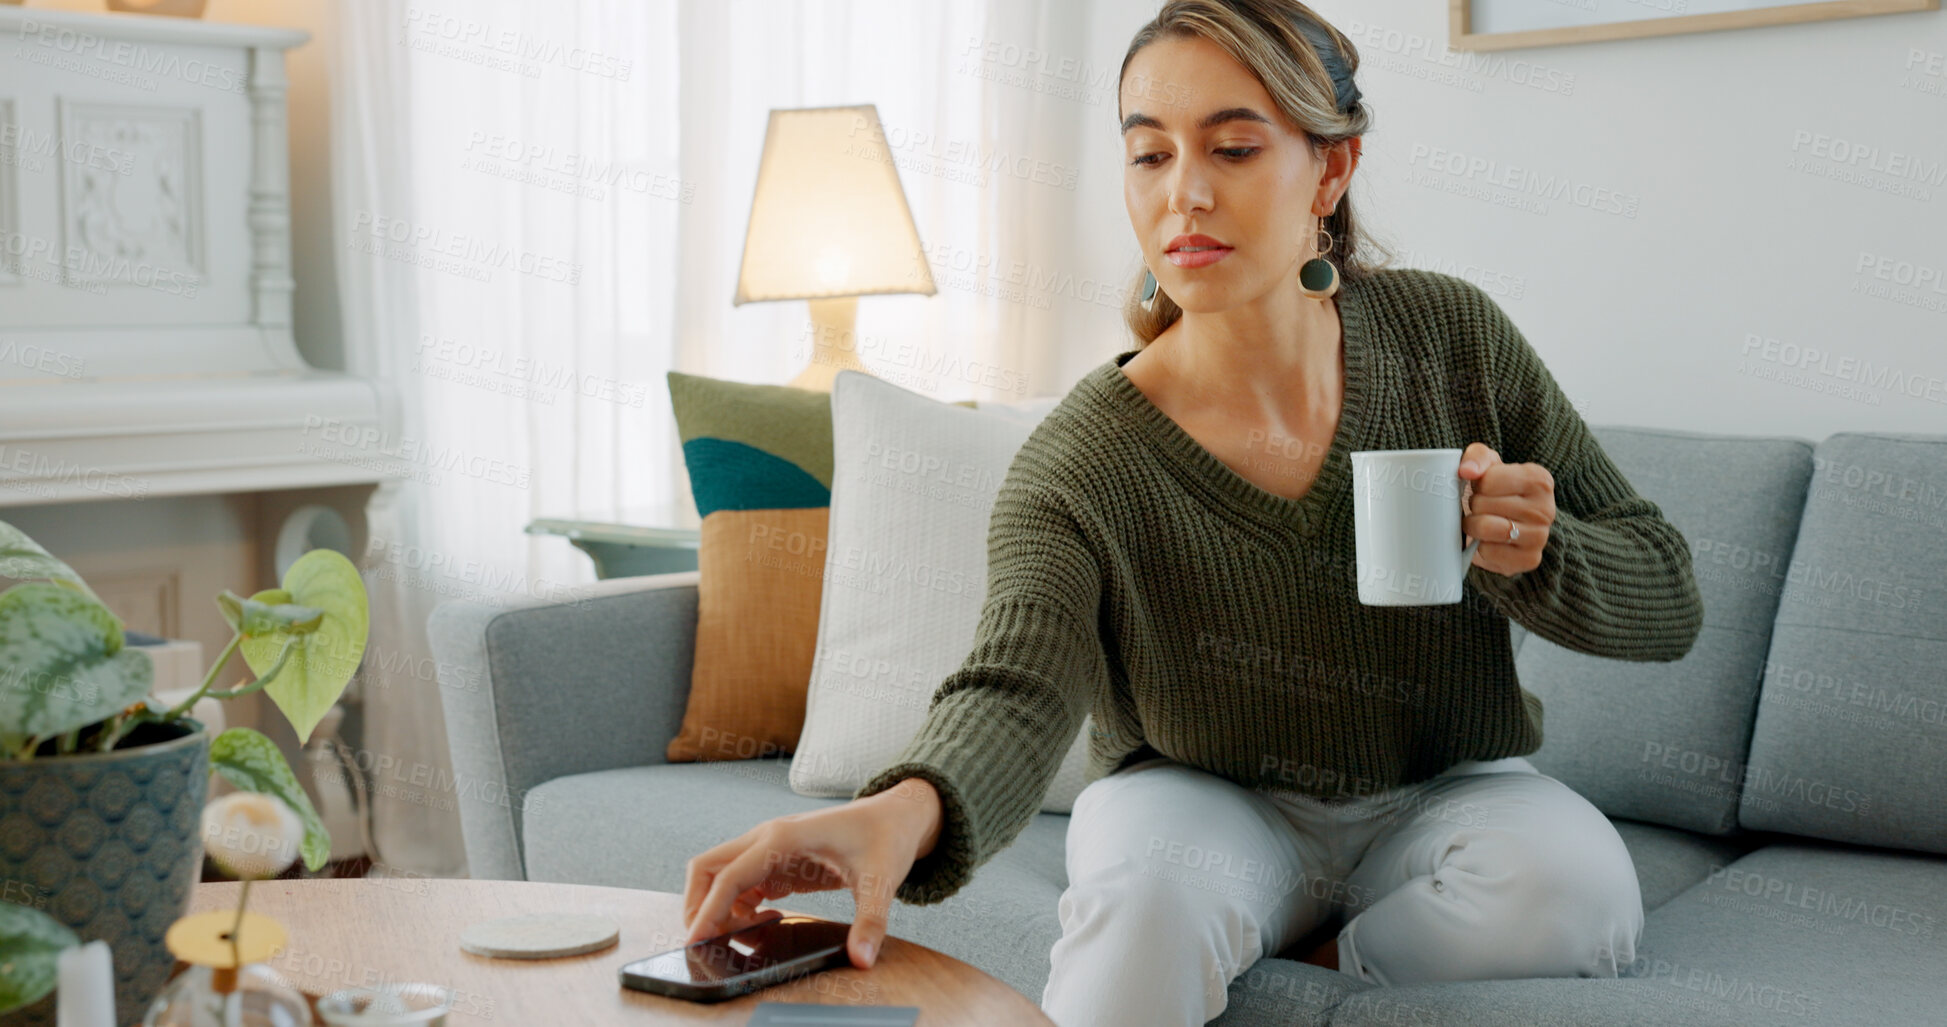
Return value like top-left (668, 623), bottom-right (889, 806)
top-left (664, 371), bottom-right (836, 762)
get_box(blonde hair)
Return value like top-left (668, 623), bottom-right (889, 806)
top-left (1119, 0), bottom-right (1392, 346)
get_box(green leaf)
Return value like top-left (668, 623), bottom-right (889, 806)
top-left (216, 589), bottom-right (325, 637)
top-left (208, 727), bottom-right (330, 872)
top-left (240, 550), bottom-right (369, 745)
top-left (0, 521), bottom-right (102, 606)
top-left (0, 584), bottom-right (152, 742)
top-left (0, 899), bottom-right (79, 1014)
top-left (216, 589), bottom-right (248, 633)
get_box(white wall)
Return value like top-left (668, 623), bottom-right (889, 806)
top-left (1059, 0), bottom-right (1946, 441)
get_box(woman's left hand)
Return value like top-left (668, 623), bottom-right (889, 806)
top-left (1458, 442), bottom-right (1554, 576)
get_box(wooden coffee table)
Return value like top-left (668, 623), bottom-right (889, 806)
top-left (186, 878), bottom-right (1052, 1025)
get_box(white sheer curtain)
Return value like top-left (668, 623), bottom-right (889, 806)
top-left (331, 0), bottom-right (1097, 876)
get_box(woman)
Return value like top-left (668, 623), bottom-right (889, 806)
top-left (683, 2), bottom-right (1704, 1024)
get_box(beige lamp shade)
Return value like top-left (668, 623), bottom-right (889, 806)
top-left (733, 105), bottom-right (936, 305)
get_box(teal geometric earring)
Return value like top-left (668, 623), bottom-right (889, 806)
top-left (1140, 266), bottom-right (1161, 313)
top-left (1297, 214), bottom-right (1339, 301)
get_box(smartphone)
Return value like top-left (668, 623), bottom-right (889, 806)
top-left (618, 915), bottom-right (854, 1003)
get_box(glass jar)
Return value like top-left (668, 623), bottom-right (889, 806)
top-left (143, 963), bottom-right (313, 1027)
top-left (315, 983), bottom-right (452, 1027)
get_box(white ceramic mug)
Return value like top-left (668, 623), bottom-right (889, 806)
top-left (1351, 448), bottom-right (1481, 606)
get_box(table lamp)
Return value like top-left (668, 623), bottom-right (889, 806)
top-left (733, 104), bottom-right (937, 391)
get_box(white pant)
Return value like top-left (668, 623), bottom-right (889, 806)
top-left (1039, 755), bottom-right (1643, 1027)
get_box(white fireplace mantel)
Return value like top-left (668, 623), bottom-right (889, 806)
top-left (0, 6), bottom-right (402, 506)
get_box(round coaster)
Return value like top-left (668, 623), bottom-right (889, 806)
top-left (166, 911), bottom-right (289, 968)
top-left (458, 913), bottom-right (620, 959)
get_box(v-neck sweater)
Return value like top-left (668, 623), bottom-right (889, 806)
top-left (853, 266), bottom-right (1705, 906)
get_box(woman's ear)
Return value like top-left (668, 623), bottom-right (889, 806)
top-left (1319, 137), bottom-right (1359, 206)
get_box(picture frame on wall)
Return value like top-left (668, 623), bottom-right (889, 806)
top-left (1451, 0), bottom-right (1940, 51)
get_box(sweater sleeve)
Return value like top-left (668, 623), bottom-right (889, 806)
top-left (1459, 284), bottom-right (1705, 662)
top-left (852, 473), bottom-right (1106, 905)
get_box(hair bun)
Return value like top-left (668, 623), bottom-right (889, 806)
top-left (1291, 16), bottom-right (1360, 114)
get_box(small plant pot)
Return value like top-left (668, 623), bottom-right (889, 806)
top-left (0, 719), bottom-right (210, 1027)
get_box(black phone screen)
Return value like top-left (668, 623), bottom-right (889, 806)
top-left (622, 916), bottom-right (851, 990)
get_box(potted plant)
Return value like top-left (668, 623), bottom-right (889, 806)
top-left (0, 520), bottom-right (369, 1025)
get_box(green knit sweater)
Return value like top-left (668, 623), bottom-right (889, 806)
top-left (852, 267), bottom-right (1704, 906)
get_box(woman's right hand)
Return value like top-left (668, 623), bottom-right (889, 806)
top-left (681, 776), bottom-right (944, 971)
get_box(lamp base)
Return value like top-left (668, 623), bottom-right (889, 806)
top-left (788, 296), bottom-right (874, 392)
top-left (107, 0), bottom-right (209, 16)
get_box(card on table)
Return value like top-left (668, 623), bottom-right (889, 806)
top-left (746, 1002), bottom-right (921, 1026)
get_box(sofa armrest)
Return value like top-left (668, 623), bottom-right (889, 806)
top-left (427, 570), bottom-right (700, 880)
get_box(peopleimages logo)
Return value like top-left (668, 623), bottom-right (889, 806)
top-left (348, 211), bottom-right (583, 286)
top-left (954, 35), bottom-right (1133, 107)
top-left (845, 114), bottom-right (1079, 191)
top-left (1341, 19), bottom-right (1575, 95)
top-left (0, 121), bottom-right (134, 177)
top-left (0, 445), bottom-right (150, 500)
top-left (12, 17), bottom-right (249, 93)
top-left (1740, 332), bottom-right (1947, 405)
top-left (1702, 865), bottom-right (1936, 939)
top-left (1787, 129), bottom-right (1945, 201)
top-left (0, 232), bottom-right (199, 296)
top-left (1639, 741), bottom-right (1872, 815)
top-left (1407, 143), bottom-right (1639, 218)
top-left (1789, 130), bottom-right (1946, 184)
top-left (1762, 657), bottom-right (1945, 729)
top-left (460, 131), bottom-right (691, 201)
top-left (300, 415), bottom-right (531, 488)
top-left (0, 340), bottom-right (87, 379)
top-left (401, 6), bottom-right (633, 80)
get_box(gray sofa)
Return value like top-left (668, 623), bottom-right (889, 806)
top-left (428, 426), bottom-right (1947, 1026)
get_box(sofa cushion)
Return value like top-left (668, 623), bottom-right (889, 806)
top-left (1285, 821), bottom-right (1762, 1026)
top-left (520, 756), bottom-right (1070, 999)
top-left (1208, 958), bottom-right (1369, 1027)
top-left (1628, 841), bottom-right (1947, 1026)
top-left (1520, 427), bottom-right (1813, 834)
top-left (791, 370), bottom-right (1094, 811)
top-left (1332, 841), bottom-right (1947, 1025)
top-left (1610, 818), bottom-right (1762, 912)
top-left (1740, 433), bottom-right (1947, 854)
top-left (1324, 977), bottom-right (1781, 1027)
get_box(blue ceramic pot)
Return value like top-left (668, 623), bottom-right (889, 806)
top-left (0, 718), bottom-right (209, 1027)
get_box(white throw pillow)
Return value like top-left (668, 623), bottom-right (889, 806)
top-left (789, 370), bottom-right (1094, 812)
